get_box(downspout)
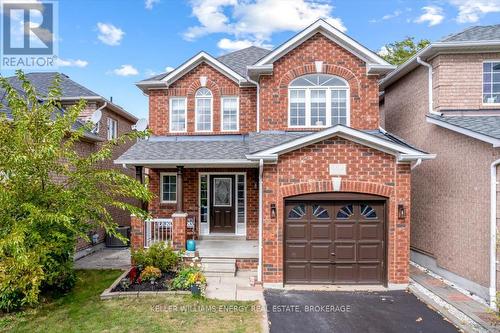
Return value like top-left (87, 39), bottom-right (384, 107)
top-left (258, 159), bottom-right (264, 282)
top-left (416, 57), bottom-right (441, 116)
top-left (247, 76), bottom-right (260, 132)
top-left (411, 158), bottom-right (422, 171)
top-left (490, 159), bottom-right (500, 309)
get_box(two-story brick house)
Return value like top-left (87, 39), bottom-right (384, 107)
top-left (381, 25), bottom-right (500, 306)
top-left (117, 20), bottom-right (434, 287)
top-left (1, 72), bottom-right (139, 257)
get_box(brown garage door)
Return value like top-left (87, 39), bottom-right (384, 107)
top-left (285, 197), bottom-right (386, 284)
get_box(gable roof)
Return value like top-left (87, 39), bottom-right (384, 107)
top-left (252, 19), bottom-right (394, 74)
top-left (246, 125), bottom-right (434, 162)
top-left (380, 24), bottom-right (500, 89)
top-left (426, 114), bottom-right (500, 147)
top-left (137, 51), bottom-right (250, 91)
top-left (441, 24), bottom-right (500, 42)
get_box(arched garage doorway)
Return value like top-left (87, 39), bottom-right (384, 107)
top-left (284, 192), bottom-right (387, 285)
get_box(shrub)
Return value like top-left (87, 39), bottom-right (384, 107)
top-left (131, 242), bottom-right (181, 272)
top-left (170, 267), bottom-right (197, 290)
top-left (139, 266), bottom-right (161, 283)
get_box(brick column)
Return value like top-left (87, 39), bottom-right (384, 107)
top-left (130, 214), bottom-right (144, 254)
top-left (172, 212), bottom-right (188, 250)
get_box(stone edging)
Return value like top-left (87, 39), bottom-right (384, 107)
top-left (100, 268), bottom-right (191, 299)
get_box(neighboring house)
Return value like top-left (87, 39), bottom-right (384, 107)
top-left (0, 72), bottom-right (138, 257)
top-left (117, 19), bottom-right (434, 288)
top-left (380, 24), bottom-right (500, 306)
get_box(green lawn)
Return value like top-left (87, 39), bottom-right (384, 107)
top-left (0, 270), bottom-right (262, 333)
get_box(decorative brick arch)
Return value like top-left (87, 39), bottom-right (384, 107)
top-left (278, 63), bottom-right (361, 98)
top-left (280, 180), bottom-right (393, 199)
top-left (186, 79), bottom-right (221, 97)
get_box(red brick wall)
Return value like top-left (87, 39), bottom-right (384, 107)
top-left (75, 105), bottom-right (138, 252)
top-left (149, 63), bottom-right (257, 136)
top-left (261, 137), bottom-right (411, 285)
top-left (259, 33), bottom-right (381, 131)
top-left (148, 168), bottom-right (258, 240)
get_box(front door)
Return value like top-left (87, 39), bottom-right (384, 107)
top-left (210, 175), bottom-right (235, 233)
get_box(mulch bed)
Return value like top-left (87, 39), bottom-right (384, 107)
top-left (111, 270), bottom-right (185, 292)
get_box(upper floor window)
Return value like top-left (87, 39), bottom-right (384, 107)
top-left (107, 117), bottom-right (118, 140)
top-left (169, 97), bottom-right (187, 132)
top-left (483, 61), bottom-right (500, 104)
top-left (288, 74), bottom-right (349, 128)
top-left (221, 96), bottom-right (239, 131)
top-left (195, 88), bottom-right (213, 132)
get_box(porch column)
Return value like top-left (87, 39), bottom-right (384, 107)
top-left (135, 165), bottom-right (147, 210)
top-left (172, 165), bottom-right (187, 250)
top-left (176, 166), bottom-right (184, 213)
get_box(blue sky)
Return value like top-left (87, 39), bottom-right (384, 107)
top-left (2, 0), bottom-right (500, 119)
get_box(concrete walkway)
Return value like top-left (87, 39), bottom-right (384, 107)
top-left (206, 270), bottom-right (264, 302)
top-left (74, 248), bottom-right (131, 270)
top-left (410, 264), bottom-right (499, 332)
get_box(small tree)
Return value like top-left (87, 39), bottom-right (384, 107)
top-left (0, 71), bottom-right (152, 311)
top-left (379, 37), bottom-right (430, 66)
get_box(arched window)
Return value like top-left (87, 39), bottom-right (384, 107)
top-left (288, 74), bottom-right (349, 128)
top-left (195, 88), bottom-right (213, 132)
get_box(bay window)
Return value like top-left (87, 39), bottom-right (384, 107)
top-left (288, 74), bottom-right (349, 128)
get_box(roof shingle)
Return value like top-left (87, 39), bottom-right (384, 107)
top-left (441, 24), bottom-right (500, 42)
top-left (427, 114), bottom-right (500, 140)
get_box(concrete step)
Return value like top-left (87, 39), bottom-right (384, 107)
top-left (198, 235), bottom-right (246, 241)
top-left (201, 258), bottom-right (236, 277)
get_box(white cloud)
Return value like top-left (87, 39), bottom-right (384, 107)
top-left (217, 38), bottom-right (254, 51)
top-left (145, 0), bottom-right (160, 9)
top-left (415, 6), bottom-right (445, 26)
top-left (378, 46), bottom-right (389, 57)
top-left (55, 58), bottom-right (88, 68)
top-left (184, 0), bottom-right (346, 50)
top-left (448, 0), bottom-right (500, 23)
top-left (112, 64), bottom-right (139, 76)
top-left (97, 22), bottom-right (124, 46)
top-left (165, 66), bottom-right (175, 72)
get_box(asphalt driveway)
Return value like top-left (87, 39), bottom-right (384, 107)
top-left (264, 290), bottom-right (458, 333)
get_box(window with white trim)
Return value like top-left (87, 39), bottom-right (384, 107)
top-left (195, 88), bottom-right (213, 131)
top-left (160, 173), bottom-right (177, 203)
top-left (169, 97), bottom-right (187, 132)
top-left (221, 96), bottom-right (239, 131)
top-left (483, 61), bottom-right (500, 104)
top-left (288, 74), bottom-right (349, 128)
top-left (107, 117), bottom-right (118, 140)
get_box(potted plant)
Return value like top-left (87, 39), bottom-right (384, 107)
top-left (188, 271), bottom-right (206, 297)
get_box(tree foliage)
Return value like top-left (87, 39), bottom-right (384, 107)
top-left (0, 71), bottom-right (152, 311)
top-left (379, 37), bottom-right (430, 66)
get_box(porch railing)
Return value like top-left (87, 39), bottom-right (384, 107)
top-left (144, 218), bottom-right (172, 248)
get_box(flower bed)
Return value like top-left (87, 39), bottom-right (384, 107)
top-left (101, 242), bottom-right (206, 299)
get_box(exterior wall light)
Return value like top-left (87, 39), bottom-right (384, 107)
top-left (270, 203), bottom-right (276, 219)
top-left (398, 204), bottom-right (406, 220)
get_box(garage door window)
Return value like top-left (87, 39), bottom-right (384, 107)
top-left (288, 204), bottom-right (306, 219)
top-left (360, 203), bottom-right (377, 219)
top-left (312, 204), bottom-right (329, 219)
top-left (336, 204), bottom-right (354, 219)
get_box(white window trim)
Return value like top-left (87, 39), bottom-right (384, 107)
top-left (169, 97), bottom-right (187, 133)
top-left (482, 60), bottom-right (500, 106)
top-left (220, 96), bottom-right (240, 132)
top-left (107, 117), bottom-right (118, 140)
top-left (160, 172), bottom-right (177, 204)
top-left (195, 93), bottom-right (213, 133)
top-left (288, 85), bottom-right (350, 128)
